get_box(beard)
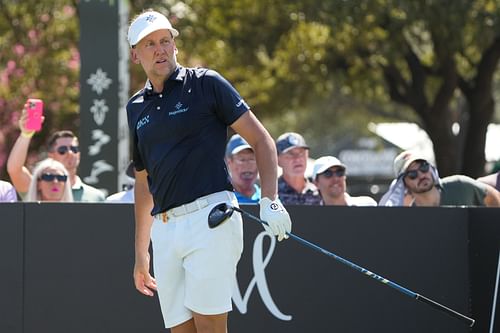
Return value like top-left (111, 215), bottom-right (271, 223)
top-left (410, 177), bottom-right (434, 194)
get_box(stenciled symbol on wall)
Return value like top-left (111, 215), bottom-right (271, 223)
top-left (87, 68), bottom-right (112, 95)
top-left (88, 129), bottom-right (111, 156)
top-left (232, 231), bottom-right (292, 321)
top-left (90, 99), bottom-right (109, 126)
top-left (84, 160), bottom-right (114, 185)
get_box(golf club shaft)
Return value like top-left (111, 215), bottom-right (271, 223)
top-left (231, 206), bottom-right (475, 327)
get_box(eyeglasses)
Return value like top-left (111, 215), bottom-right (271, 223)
top-left (56, 145), bottom-right (80, 155)
top-left (404, 162), bottom-right (430, 180)
top-left (320, 168), bottom-right (346, 178)
top-left (39, 173), bottom-right (68, 182)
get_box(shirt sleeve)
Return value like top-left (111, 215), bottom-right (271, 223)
top-left (461, 176), bottom-right (487, 203)
top-left (126, 100), bottom-right (145, 172)
top-left (202, 69), bottom-right (250, 125)
top-left (6, 185), bottom-right (18, 202)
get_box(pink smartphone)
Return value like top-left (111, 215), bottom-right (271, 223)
top-left (25, 98), bottom-right (44, 132)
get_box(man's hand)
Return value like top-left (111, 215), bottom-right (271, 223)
top-left (133, 253), bottom-right (157, 296)
top-left (259, 197), bottom-right (292, 241)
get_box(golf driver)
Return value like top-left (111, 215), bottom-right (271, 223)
top-left (207, 203), bottom-right (475, 327)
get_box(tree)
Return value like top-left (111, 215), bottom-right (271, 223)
top-left (324, 0), bottom-right (500, 177)
top-left (0, 0), bottom-right (79, 179)
top-left (169, 0), bottom-right (500, 177)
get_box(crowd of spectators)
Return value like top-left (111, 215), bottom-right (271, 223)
top-left (1, 120), bottom-right (500, 207)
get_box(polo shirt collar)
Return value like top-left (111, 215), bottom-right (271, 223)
top-left (72, 176), bottom-right (84, 190)
top-left (143, 65), bottom-right (187, 97)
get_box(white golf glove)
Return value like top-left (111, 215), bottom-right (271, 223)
top-left (259, 197), bottom-right (292, 241)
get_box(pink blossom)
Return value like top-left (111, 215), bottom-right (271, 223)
top-left (41, 14), bottom-right (50, 23)
top-left (63, 5), bottom-right (75, 16)
top-left (14, 44), bottom-right (25, 56)
top-left (7, 60), bottom-right (16, 72)
top-left (28, 30), bottom-right (37, 42)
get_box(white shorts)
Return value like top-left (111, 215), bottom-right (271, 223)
top-left (151, 190), bottom-right (243, 328)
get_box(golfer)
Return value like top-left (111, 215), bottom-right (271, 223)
top-left (126, 10), bottom-right (292, 333)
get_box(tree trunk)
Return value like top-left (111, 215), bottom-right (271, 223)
top-left (461, 94), bottom-right (495, 178)
top-left (423, 108), bottom-right (462, 177)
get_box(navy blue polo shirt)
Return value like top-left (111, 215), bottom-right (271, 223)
top-left (127, 66), bottom-right (250, 215)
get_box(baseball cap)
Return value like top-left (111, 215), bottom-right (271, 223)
top-left (225, 134), bottom-right (253, 157)
top-left (128, 11), bottom-right (179, 47)
top-left (312, 156), bottom-right (346, 180)
top-left (393, 150), bottom-right (429, 177)
top-left (276, 132), bottom-right (309, 154)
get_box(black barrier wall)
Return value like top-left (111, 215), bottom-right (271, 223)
top-left (0, 203), bottom-right (498, 333)
top-left (0, 203), bottom-right (23, 333)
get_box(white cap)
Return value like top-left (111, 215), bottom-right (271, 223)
top-left (312, 156), bottom-right (346, 180)
top-left (128, 11), bottom-right (179, 47)
top-left (393, 150), bottom-right (429, 177)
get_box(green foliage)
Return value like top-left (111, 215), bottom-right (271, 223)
top-left (0, 0), bottom-right (79, 177)
top-left (166, 0), bottom-right (500, 175)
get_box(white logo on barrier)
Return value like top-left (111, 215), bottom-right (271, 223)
top-left (83, 160), bottom-right (114, 184)
top-left (88, 129), bottom-right (111, 156)
top-left (87, 68), bottom-right (112, 95)
top-left (232, 231), bottom-right (292, 321)
top-left (90, 99), bottom-right (109, 125)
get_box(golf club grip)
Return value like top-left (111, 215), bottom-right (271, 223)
top-left (232, 206), bottom-right (475, 326)
top-left (416, 294), bottom-right (475, 327)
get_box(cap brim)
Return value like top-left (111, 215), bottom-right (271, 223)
top-left (402, 157), bottom-right (427, 173)
top-left (280, 145), bottom-right (309, 154)
top-left (131, 26), bottom-right (179, 46)
top-left (315, 162), bottom-right (346, 178)
top-left (231, 145), bottom-right (253, 155)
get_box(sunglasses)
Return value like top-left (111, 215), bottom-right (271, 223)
top-left (404, 161), bottom-right (430, 180)
top-left (56, 145), bottom-right (80, 155)
top-left (39, 173), bottom-right (68, 182)
top-left (320, 168), bottom-right (346, 178)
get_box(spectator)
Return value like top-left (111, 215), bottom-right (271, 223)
top-left (312, 156), bottom-right (377, 206)
top-left (477, 171), bottom-right (500, 191)
top-left (225, 134), bottom-right (261, 204)
top-left (276, 132), bottom-right (321, 205)
top-left (24, 158), bottom-right (73, 202)
top-left (7, 106), bottom-right (105, 202)
top-left (0, 180), bottom-right (17, 202)
top-left (386, 150), bottom-right (500, 207)
top-left (106, 161), bottom-right (135, 203)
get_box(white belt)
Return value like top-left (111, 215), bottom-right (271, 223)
top-left (154, 191), bottom-right (233, 222)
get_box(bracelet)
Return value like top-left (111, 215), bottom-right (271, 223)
top-left (21, 131), bottom-right (35, 138)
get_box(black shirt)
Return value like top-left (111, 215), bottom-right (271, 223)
top-left (127, 66), bottom-right (249, 215)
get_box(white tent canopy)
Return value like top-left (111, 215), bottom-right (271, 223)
top-left (368, 122), bottom-right (500, 163)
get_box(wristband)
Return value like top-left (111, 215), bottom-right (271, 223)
top-left (21, 131), bottom-right (35, 138)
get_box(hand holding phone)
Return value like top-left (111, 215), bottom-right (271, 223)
top-left (25, 98), bottom-right (44, 132)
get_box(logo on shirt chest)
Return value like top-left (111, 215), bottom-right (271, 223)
top-left (169, 102), bottom-right (189, 116)
top-left (136, 115), bottom-right (150, 130)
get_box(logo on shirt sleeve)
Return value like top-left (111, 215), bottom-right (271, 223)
top-left (236, 98), bottom-right (249, 109)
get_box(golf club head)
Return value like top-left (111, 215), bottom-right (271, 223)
top-left (208, 203), bottom-right (234, 229)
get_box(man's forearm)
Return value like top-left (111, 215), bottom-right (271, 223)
top-left (254, 136), bottom-right (278, 200)
top-left (134, 178), bottom-right (154, 256)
